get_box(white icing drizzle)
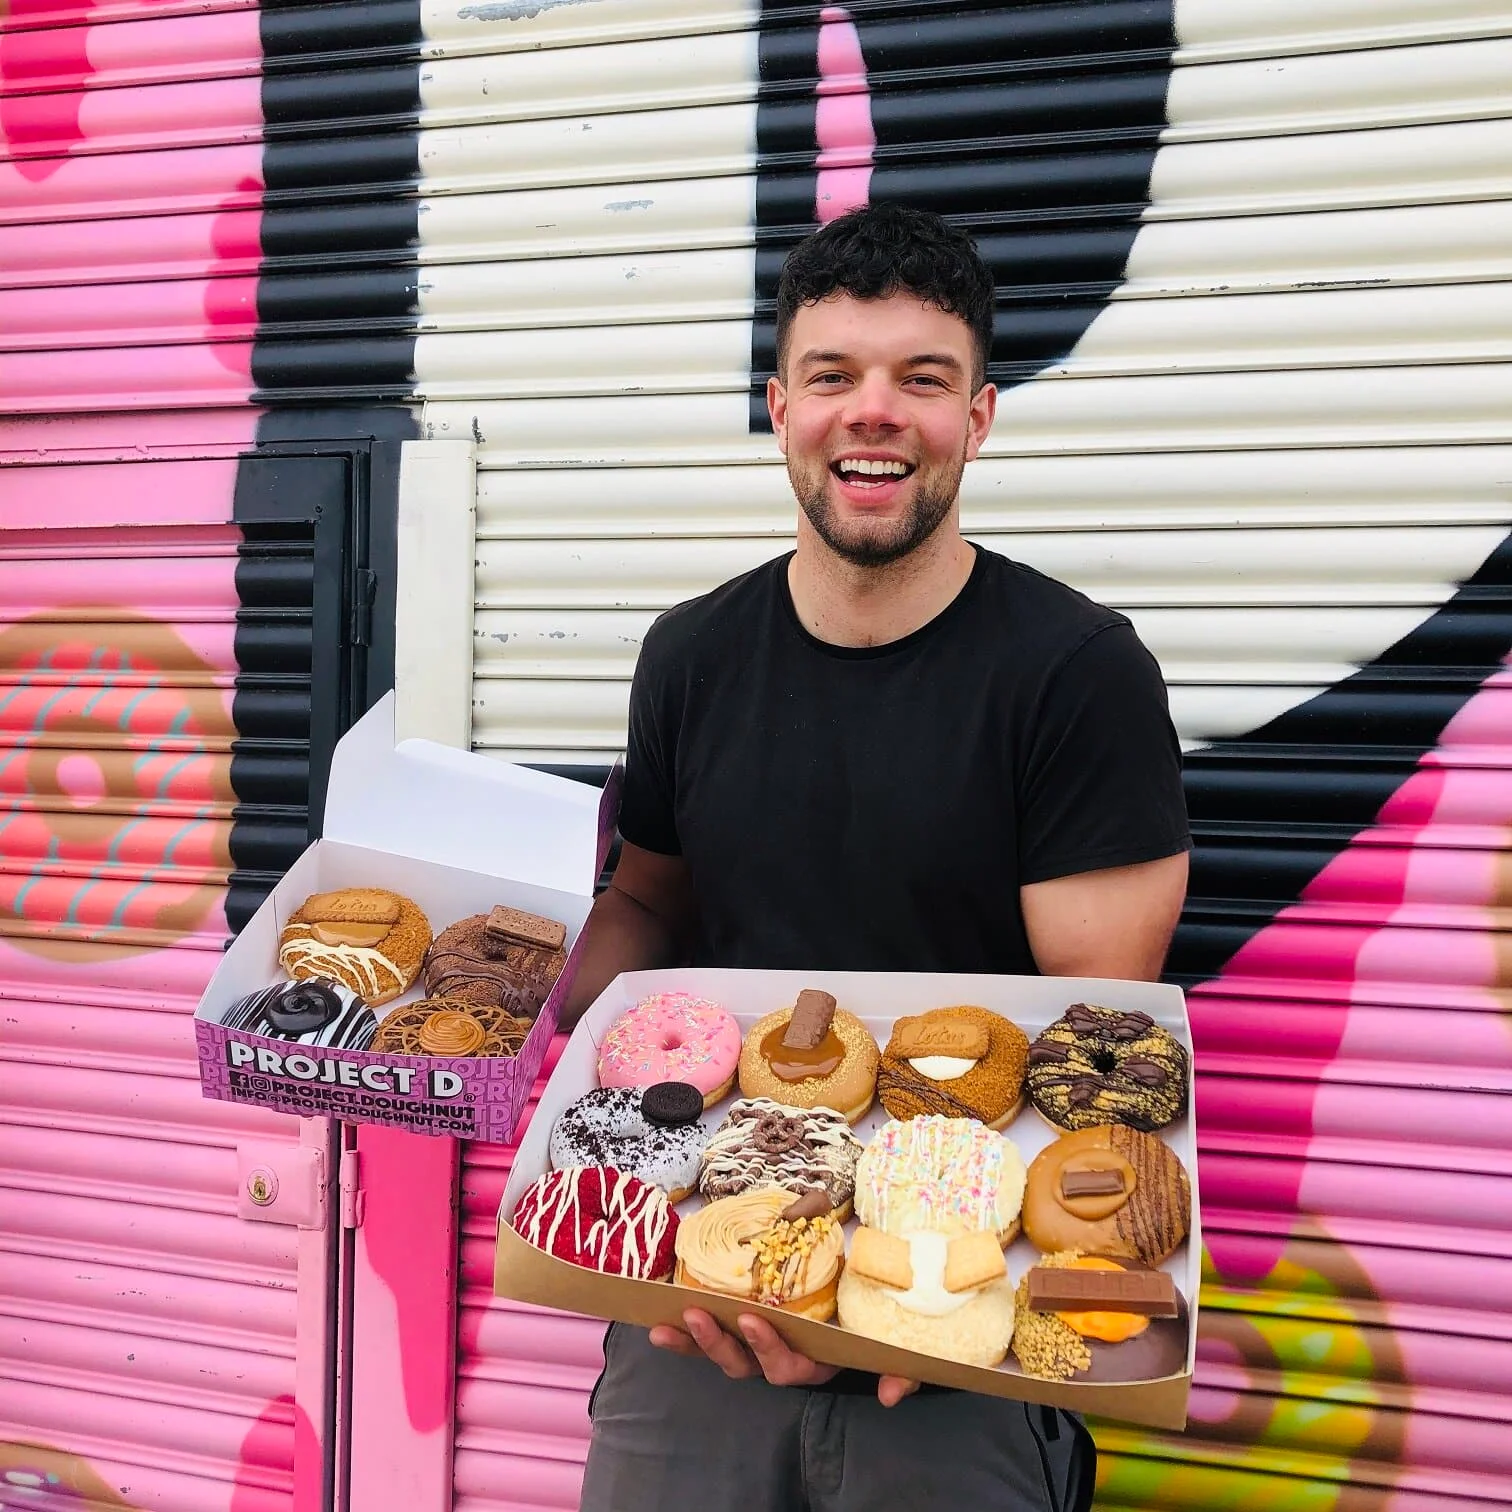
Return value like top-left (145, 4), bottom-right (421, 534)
top-left (887, 1232), bottom-right (972, 1317)
top-left (280, 934), bottom-right (403, 998)
top-left (515, 1166), bottom-right (672, 1279)
top-left (907, 1055), bottom-right (977, 1082)
top-left (698, 1098), bottom-right (861, 1203)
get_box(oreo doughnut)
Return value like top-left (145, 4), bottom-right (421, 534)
top-left (221, 978), bottom-right (377, 1050)
top-left (420, 906), bottom-right (567, 1019)
top-left (1023, 1124), bottom-right (1191, 1265)
top-left (698, 1098), bottom-right (863, 1220)
top-left (550, 1085), bottom-right (707, 1203)
top-left (1011, 1251), bottom-right (1189, 1383)
top-left (1025, 1004), bottom-right (1188, 1132)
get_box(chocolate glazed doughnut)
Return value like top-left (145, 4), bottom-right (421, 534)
top-left (1026, 1004), bottom-right (1188, 1132)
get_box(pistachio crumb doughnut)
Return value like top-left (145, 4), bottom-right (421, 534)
top-left (876, 1005), bottom-right (1029, 1129)
top-left (736, 994), bottom-right (879, 1124)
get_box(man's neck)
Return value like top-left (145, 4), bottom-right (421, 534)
top-left (786, 523), bottom-right (977, 648)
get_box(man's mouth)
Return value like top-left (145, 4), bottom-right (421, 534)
top-left (830, 457), bottom-right (915, 489)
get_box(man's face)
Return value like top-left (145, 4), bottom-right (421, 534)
top-left (767, 292), bottom-right (996, 567)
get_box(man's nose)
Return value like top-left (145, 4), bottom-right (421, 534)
top-left (840, 372), bottom-right (904, 430)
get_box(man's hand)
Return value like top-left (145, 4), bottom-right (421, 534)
top-left (650, 1309), bottom-right (920, 1406)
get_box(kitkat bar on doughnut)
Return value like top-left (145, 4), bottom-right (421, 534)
top-left (596, 991), bottom-right (741, 1109)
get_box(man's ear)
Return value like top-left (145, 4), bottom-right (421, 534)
top-left (767, 374), bottom-right (789, 455)
top-left (965, 382), bottom-right (997, 463)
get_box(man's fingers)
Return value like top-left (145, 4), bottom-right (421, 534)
top-left (682, 1309), bottom-right (760, 1379)
top-left (646, 1324), bottom-right (701, 1357)
top-left (877, 1374), bottom-right (920, 1408)
top-left (737, 1314), bottom-right (839, 1388)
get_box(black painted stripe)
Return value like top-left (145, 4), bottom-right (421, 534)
top-left (749, 0), bottom-right (1176, 424)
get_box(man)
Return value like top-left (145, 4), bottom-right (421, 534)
top-left (563, 202), bottom-right (1190, 1511)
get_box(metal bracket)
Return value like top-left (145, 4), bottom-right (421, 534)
top-left (340, 1147), bottom-right (365, 1229)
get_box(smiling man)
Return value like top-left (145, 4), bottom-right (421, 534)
top-left (565, 203), bottom-right (1191, 1511)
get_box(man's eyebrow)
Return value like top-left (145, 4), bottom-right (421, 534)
top-left (794, 348), bottom-right (965, 373)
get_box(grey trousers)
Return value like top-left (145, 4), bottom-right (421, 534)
top-left (580, 1324), bottom-right (1096, 1512)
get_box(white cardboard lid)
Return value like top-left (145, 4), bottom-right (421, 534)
top-left (322, 693), bottom-right (607, 896)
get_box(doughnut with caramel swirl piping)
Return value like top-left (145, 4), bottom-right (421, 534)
top-left (370, 997), bottom-right (530, 1058)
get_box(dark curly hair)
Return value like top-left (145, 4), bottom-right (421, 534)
top-left (774, 203), bottom-right (996, 388)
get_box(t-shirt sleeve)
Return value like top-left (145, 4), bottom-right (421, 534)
top-left (1017, 621), bottom-right (1191, 885)
top-left (615, 619), bottom-right (683, 856)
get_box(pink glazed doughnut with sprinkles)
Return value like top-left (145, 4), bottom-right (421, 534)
top-left (597, 992), bottom-right (742, 1108)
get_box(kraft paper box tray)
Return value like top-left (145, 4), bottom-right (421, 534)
top-left (494, 967), bottom-right (1199, 1431)
top-left (193, 694), bottom-right (619, 1143)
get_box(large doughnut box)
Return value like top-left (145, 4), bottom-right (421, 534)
top-left (494, 966), bottom-right (1199, 1431)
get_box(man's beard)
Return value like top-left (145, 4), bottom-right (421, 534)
top-left (789, 451), bottom-right (966, 568)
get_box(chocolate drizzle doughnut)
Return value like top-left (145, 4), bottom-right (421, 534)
top-left (420, 912), bottom-right (566, 1018)
top-left (1025, 1004), bottom-right (1188, 1132)
top-left (698, 1098), bottom-right (862, 1218)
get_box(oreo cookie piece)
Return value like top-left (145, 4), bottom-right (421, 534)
top-left (222, 979), bottom-right (378, 1050)
top-left (641, 1080), bottom-right (704, 1127)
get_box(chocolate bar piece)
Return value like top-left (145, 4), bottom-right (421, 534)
top-left (485, 905), bottom-right (567, 952)
top-left (781, 989), bottom-right (837, 1050)
top-left (1060, 1169), bottom-right (1127, 1199)
top-left (779, 1188), bottom-right (833, 1222)
top-left (1027, 1266), bottom-right (1178, 1316)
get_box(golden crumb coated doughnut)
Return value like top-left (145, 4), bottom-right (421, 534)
top-left (876, 1005), bottom-right (1028, 1129)
top-left (737, 1003), bottom-right (879, 1124)
top-left (278, 888), bottom-right (430, 1007)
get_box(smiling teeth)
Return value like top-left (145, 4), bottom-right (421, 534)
top-left (839, 459), bottom-right (908, 476)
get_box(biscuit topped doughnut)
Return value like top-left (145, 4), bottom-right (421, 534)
top-left (1023, 1124), bottom-right (1191, 1265)
top-left (736, 990), bottom-right (879, 1124)
top-left (278, 887), bottom-right (431, 1007)
top-left (597, 992), bottom-right (741, 1108)
top-left (876, 1005), bottom-right (1029, 1129)
top-left (421, 906), bottom-right (567, 1019)
top-left (854, 1115), bottom-right (1026, 1242)
top-left (1026, 1004), bottom-right (1188, 1132)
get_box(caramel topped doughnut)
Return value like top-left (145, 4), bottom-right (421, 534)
top-left (1023, 1124), bottom-right (1191, 1265)
top-left (1026, 1004), bottom-right (1188, 1132)
top-left (737, 993), bottom-right (879, 1124)
top-left (674, 1187), bottom-right (845, 1320)
top-left (876, 1005), bottom-right (1029, 1130)
top-left (370, 997), bottom-right (530, 1058)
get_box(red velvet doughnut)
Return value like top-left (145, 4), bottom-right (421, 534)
top-left (511, 1165), bottom-right (678, 1279)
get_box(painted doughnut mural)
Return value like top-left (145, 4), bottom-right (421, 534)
top-left (5, 2), bottom-right (1512, 1511)
top-left (1, 1), bottom-right (418, 1507)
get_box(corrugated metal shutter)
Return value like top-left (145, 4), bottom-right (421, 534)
top-left (433, 1), bottom-right (1512, 1509)
top-left (1, 0), bottom-right (418, 1505)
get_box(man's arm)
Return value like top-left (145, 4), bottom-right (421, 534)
top-left (558, 841), bottom-right (696, 1029)
top-left (1021, 852), bottom-right (1189, 982)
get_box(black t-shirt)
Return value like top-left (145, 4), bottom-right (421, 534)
top-left (619, 545), bottom-right (1190, 968)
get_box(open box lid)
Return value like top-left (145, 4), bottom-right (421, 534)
top-left (323, 693), bottom-right (618, 896)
